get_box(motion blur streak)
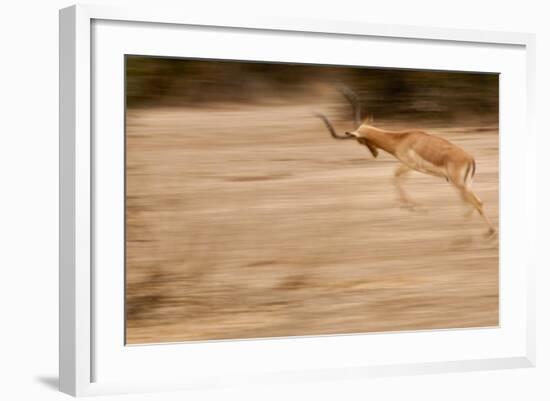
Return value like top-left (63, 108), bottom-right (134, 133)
top-left (125, 57), bottom-right (498, 344)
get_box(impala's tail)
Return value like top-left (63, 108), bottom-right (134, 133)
top-left (464, 160), bottom-right (476, 186)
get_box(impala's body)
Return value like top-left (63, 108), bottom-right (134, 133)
top-left (350, 124), bottom-right (475, 184)
top-left (315, 89), bottom-right (496, 235)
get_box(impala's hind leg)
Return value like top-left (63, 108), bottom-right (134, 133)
top-left (394, 164), bottom-right (418, 209)
top-left (458, 185), bottom-right (496, 235)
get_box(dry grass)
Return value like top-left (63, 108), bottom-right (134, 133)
top-left (125, 101), bottom-right (498, 344)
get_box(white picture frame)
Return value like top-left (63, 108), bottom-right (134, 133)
top-left (59, 4), bottom-right (536, 397)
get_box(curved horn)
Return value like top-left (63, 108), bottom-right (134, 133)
top-left (339, 86), bottom-right (362, 129)
top-left (313, 112), bottom-right (354, 140)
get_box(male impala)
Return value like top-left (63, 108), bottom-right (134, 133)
top-left (315, 89), bottom-right (496, 235)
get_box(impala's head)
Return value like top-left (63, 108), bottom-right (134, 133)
top-left (313, 113), bottom-right (378, 158)
top-left (351, 132), bottom-right (379, 158)
top-left (314, 87), bottom-right (378, 158)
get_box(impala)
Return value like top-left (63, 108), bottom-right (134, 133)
top-left (314, 88), bottom-right (496, 235)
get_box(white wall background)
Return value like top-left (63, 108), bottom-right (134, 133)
top-left (0, 0), bottom-right (547, 399)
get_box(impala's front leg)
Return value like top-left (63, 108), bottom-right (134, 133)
top-left (393, 164), bottom-right (418, 209)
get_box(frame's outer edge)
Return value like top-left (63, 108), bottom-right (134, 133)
top-left (60, 5), bottom-right (91, 396)
top-left (83, 4), bottom-right (532, 46)
top-left (59, 5), bottom-right (76, 395)
top-left (59, 3), bottom-right (536, 396)
top-left (525, 34), bottom-right (537, 367)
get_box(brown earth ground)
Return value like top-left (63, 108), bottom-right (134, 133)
top-left (125, 101), bottom-right (499, 344)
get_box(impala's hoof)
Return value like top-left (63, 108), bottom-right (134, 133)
top-left (484, 228), bottom-right (497, 238)
top-left (400, 202), bottom-right (427, 214)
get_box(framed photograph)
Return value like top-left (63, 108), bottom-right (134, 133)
top-left (59, 4), bottom-right (536, 397)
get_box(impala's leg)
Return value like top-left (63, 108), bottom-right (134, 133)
top-left (464, 207), bottom-right (475, 218)
top-left (394, 164), bottom-right (417, 208)
top-left (458, 186), bottom-right (496, 234)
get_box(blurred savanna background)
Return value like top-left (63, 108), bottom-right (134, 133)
top-left (125, 56), bottom-right (499, 344)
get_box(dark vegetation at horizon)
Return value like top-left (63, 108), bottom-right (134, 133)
top-left (126, 56), bottom-right (498, 123)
